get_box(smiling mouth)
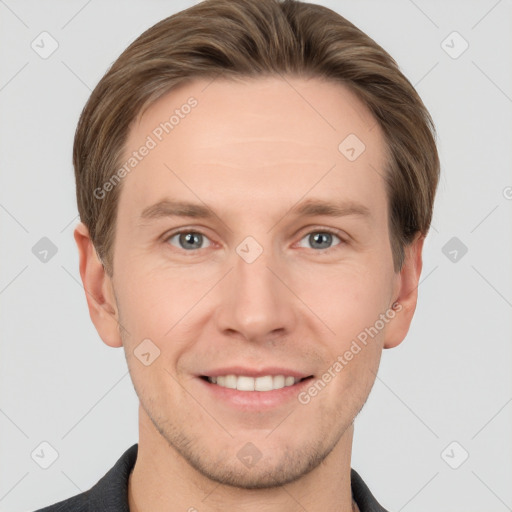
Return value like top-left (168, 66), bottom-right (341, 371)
top-left (200, 375), bottom-right (314, 392)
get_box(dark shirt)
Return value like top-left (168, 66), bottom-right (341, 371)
top-left (33, 444), bottom-right (389, 512)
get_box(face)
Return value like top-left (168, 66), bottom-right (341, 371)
top-left (83, 76), bottom-right (420, 489)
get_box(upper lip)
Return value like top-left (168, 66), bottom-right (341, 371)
top-left (199, 367), bottom-right (313, 379)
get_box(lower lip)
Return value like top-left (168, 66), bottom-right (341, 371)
top-left (197, 377), bottom-right (314, 410)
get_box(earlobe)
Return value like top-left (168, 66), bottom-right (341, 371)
top-left (74, 222), bottom-right (123, 348)
top-left (383, 233), bottom-right (425, 349)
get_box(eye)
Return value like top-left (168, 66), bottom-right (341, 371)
top-left (164, 228), bottom-right (345, 253)
top-left (297, 229), bottom-right (344, 251)
top-left (166, 230), bottom-right (212, 251)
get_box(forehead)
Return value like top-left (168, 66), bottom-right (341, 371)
top-left (119, 75), bottom-right (389, 221)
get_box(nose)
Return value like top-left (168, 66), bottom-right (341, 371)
top-left (214, 243), bottom-right (297, 344)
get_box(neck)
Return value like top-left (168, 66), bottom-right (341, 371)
top-left (128, 405), bottom-right (356, 512)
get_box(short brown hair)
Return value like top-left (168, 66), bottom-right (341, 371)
top-left (73, 0), bottom-right (440, 276)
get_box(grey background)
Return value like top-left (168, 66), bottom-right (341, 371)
top-left (1, 0), bottom-right (511, 511)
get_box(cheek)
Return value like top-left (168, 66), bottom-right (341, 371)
top-left (298, 263), bottom-right (391, 388)
top-left (114, 266), bottom-right (188, 343)
top-left (295, 261), bottom-right (391, 336)
top-left (114, 260), bottom-right (219, 365)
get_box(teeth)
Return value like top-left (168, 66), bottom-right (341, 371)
top-left (207, 374), bottom-right (302, 392)
top-left (255, 375), bottom-right (273, 391)
top-left (237, 376), bottom-right (255, 391)
top-left (273, 375), bottom-right (285, 389)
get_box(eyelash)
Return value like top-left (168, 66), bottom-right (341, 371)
top-left (163, 227), bottom-right (347, 254)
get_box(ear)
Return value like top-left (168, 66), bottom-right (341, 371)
top-left (383, 233), bottom-right (425, 349)
top-left (74, 222), bottom-right (123, 348)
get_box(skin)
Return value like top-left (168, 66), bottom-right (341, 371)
top-left (75, 76), bottom-right (424, 512)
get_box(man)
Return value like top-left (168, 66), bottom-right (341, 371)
top-left (34, 0), bottom-right (439, 510)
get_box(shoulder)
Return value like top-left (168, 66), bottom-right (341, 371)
top-left (31, 444), bottom-right (138, 512)
top-left (31, 491), bottom-right (89, 512)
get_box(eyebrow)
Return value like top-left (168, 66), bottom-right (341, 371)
top-left (140, 200), bottom-right (215, 221)
top-left (139, 198), bottom-right (372, 222)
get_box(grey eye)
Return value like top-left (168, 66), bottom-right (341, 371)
top-left (298, 231), bottom-right (342, 250)
top-left (168, 232), bottom-right (211, 251)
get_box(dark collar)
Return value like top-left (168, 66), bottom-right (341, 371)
top-left (35, 443), bottom-right (389, 512)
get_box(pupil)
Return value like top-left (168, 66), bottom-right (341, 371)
top-left (311, 232), bottom-right (331, 249)
top-left (181, 232), bottom-right (201, 249)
